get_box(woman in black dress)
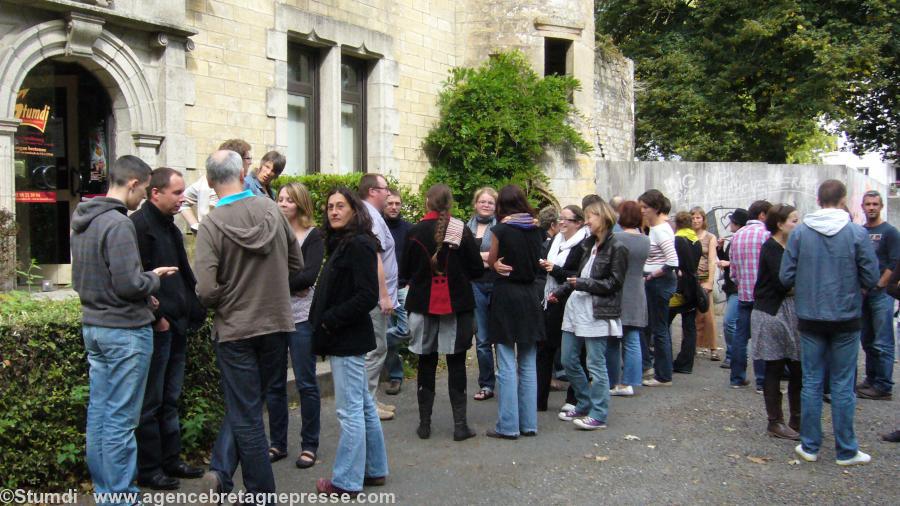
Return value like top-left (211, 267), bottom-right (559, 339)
top-left (400, 184), bottom-right (484, 441)
top-left (485, 185), bottom-right (546, 439)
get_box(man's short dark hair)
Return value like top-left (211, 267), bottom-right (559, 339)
top-left (818, 179), bottom-right (847, 207)
top-left (358, 173), bottom-right (385, 199)
top-left (260, 150), bottom-right (286, 176)
top-left (109, 155), bottom-right (151, 187)
top-left (147, 167), bottom-right (182, 198)
top-left (747, 200), bottom-right (773, 220)
top-left (862, 190), bottom-right (883, 206)
top-left (538, 206), bottom-right (559, 231)
top-left (388, 188), bottom-right (401, 198)
top-left (218, 139), bottom-right (251, 159)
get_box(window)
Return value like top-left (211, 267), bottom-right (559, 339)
top-left (544, 37), bottom-right (572, 77)
top-left (287, 43), bottom-right (318, 174)
top-left (340, 55), bottom-right (367, 173)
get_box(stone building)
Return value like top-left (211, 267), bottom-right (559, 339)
top-left (0, 0), bottom-right (633, 286)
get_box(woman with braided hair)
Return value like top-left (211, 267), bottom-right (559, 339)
top-left (400, 184), bottom-right (484, 441)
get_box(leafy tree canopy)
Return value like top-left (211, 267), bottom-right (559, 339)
top-left (597, 0), bottom-right (896, 162)
top-left (423, 51), bottom-right (591, 216)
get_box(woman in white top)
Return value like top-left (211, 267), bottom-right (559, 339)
top-left (549, 200), bottom-right (628, 430)
top-left (638, 190), bottom-right (680, 386)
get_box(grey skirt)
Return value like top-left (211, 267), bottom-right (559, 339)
top-left (408, 310), bottom-right (475, 355)
top-left (751, 296), bottom-right (800, 361)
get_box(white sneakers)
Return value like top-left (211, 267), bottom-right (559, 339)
top-left (795, 444), bottom-right (872, 466)
top-left (559, 403), bottom-right (576, 412)
top-left (610, 385), bottom-right (634, 396)
top-left (836, 451), bottom-right (872, 466)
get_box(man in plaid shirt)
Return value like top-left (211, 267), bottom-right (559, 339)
top-left (729, 200), bottom-right (772, 389)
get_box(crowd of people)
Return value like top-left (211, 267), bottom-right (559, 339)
top-left (70, 142), bottom-right (897, 504)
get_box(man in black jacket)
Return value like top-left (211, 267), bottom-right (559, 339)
top-left (383, 190), bottom-right (413, 395)
top-left (131, 167), bottom-right (207, 489)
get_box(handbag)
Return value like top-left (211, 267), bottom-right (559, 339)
top-left (695, 279), bottom-right (710, 313)
top-left (414, 239), bottom-right (453, 315)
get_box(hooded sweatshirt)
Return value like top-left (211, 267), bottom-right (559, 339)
top-left (780, 208), bottom-right (879, 329)
top-left (194, 194), bottom-right (302, 342)
top-left (71, 197), bottom-right (160, 328)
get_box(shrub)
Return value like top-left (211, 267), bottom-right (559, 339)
top-left (423, 51), bottom-right (592, 216)
top-left (0, 292), bottom-right (222, 490)
top-left (273, 173), bottom-right (425, 223)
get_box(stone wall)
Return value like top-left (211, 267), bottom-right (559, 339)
top-left (597, 161), bottom-right (888, 236)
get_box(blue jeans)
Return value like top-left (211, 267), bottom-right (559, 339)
top-left (562, 331), bottom-right (611, 422)
top-left (722, 293), bottom-right (739, 362)
top-left (472, 282), bottom-right (496, 391)
top-left (210, 333), bottom-right (286, 495)
top-left (860, 289), bottom-right (895, 393)
top-left (330, 354), bottom-right (389, 491)
top-left (731, 301), bottom-right (766, 387)
top-left (385, 286), bottom-right (409, 382)
top-left (646, 273), bottom-right (677, 382)
top-left (799, 329), bottom-right (861, 460)
top-left (494, 341), bottom-right (537, 436)
top-left (266, 321), bottom-right (321, 453)
top-left (137, 327), bottom-right (188, 480)
top-left (83, 324), bottom-right (152, 503)
top-left (605, 337), bottom-right (621, 387)
top-left (640, 326), bottom-right (652, 370)
top-left (621, 326), bottom-right (643, 386)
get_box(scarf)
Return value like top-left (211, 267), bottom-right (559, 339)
top-left (466, 214), bottom-right (496, 252)
top-left (505, 212), bottom-right (538, 229)
top-left (422, 211), bottom-right (464, 248)
top-left (542, 227), bottom-right (589, 308)
top-left (675, 227), bottom-right (698, 243)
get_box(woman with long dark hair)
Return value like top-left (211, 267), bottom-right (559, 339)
top-left (400, 184), bottom-right (484, 441)
top-left (638, 189), bottom-right (679, 387)
top-left (310, 187), bottom-right (388, 494)
top-left (485, 185), bottom-right (545, 439)
top-left (266, 183), bottom-right (324, 468)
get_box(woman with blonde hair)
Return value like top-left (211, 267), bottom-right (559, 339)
top-left (266, 182), bottom-right (325, 468)
top-left (467, 187), bottom-right (500, 401)
top-left (550, 200), bottom-right (628, 429)
top-left (400, 184), bottom-right (484, 441)
top-left (691, 206), bottom-right (721, 361)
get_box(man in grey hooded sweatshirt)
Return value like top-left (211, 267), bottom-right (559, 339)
top-left (780, 179), bottom-right (879, 467)
top-left (71, 155), bottom-right (179, 500)
top-left (195, 150), bottom-right (301, 499)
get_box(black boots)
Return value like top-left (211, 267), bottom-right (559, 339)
top-left (449, 388), bottom-right (476, 441)
top-left (416, 387), bottom-right (434, 439)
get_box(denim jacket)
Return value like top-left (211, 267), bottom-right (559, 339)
top-left (779, 208), bottom-right (879, 323)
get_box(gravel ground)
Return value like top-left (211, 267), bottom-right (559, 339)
top-left (161, 320), bottom-right (897, 505)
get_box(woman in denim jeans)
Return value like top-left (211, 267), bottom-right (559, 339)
top-left (485, 185), bottom-right (545, 439)
top-left (551, 200), bottom-right (628, 430)
top-left (265, 183), bottom-right (324, 469)
top-left (310, 187), bottom-right (388, 494)
top-left (466, 187), bottom-right (499, 401)
top-left (638, 190), bottom-right (679, 387)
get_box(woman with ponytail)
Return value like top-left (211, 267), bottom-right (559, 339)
top-left (400, 184), bottom-right (484, 441)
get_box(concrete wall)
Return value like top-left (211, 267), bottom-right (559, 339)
top-left (597, 161), bottom-right (888, 237)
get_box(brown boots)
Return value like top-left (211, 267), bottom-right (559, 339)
top-left (764, 383), bottom-right (800, 440)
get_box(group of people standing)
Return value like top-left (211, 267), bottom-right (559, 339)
top-left (71, 142), bottom-right (894, 505)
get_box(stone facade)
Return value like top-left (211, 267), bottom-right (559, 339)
top-left (0, 0), bottom-right (634, 286)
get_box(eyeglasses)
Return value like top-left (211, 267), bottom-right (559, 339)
top-left (242, 156), bottom-right (252, 161)
top-left (372, 186), bottom-right (389, 191)
top-left (477, 200), bottom-right (495, 206)
top-left (558, 218), bottom-right (580, 223)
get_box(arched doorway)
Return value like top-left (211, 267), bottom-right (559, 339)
top-left (14, 60), bottom-right (113, 286)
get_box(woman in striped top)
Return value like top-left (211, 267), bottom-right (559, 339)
top-left (638, 190), bottom-right (680, 386)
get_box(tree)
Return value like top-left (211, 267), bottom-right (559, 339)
top-left (597, 0), bottom-right (895, 162)
top-left (423, 51), bottom-right (591, 215)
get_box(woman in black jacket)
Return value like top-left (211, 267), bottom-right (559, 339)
top-left (670, 211), bottom-right (703, 374)
top-left (309, 187), bottom-right (388, 495)
top-left (400, 184), bottom-right (484, 441)
top-left (550, 200), bottom-right (628, 430)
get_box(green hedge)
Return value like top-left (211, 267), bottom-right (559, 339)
top-left (0, 292), bottom-right (222, 490)
top-left (273, 173), bottom-right (426, 223)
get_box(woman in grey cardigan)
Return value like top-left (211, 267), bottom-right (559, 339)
top-left (610, 201), bottom-right (650, 396)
